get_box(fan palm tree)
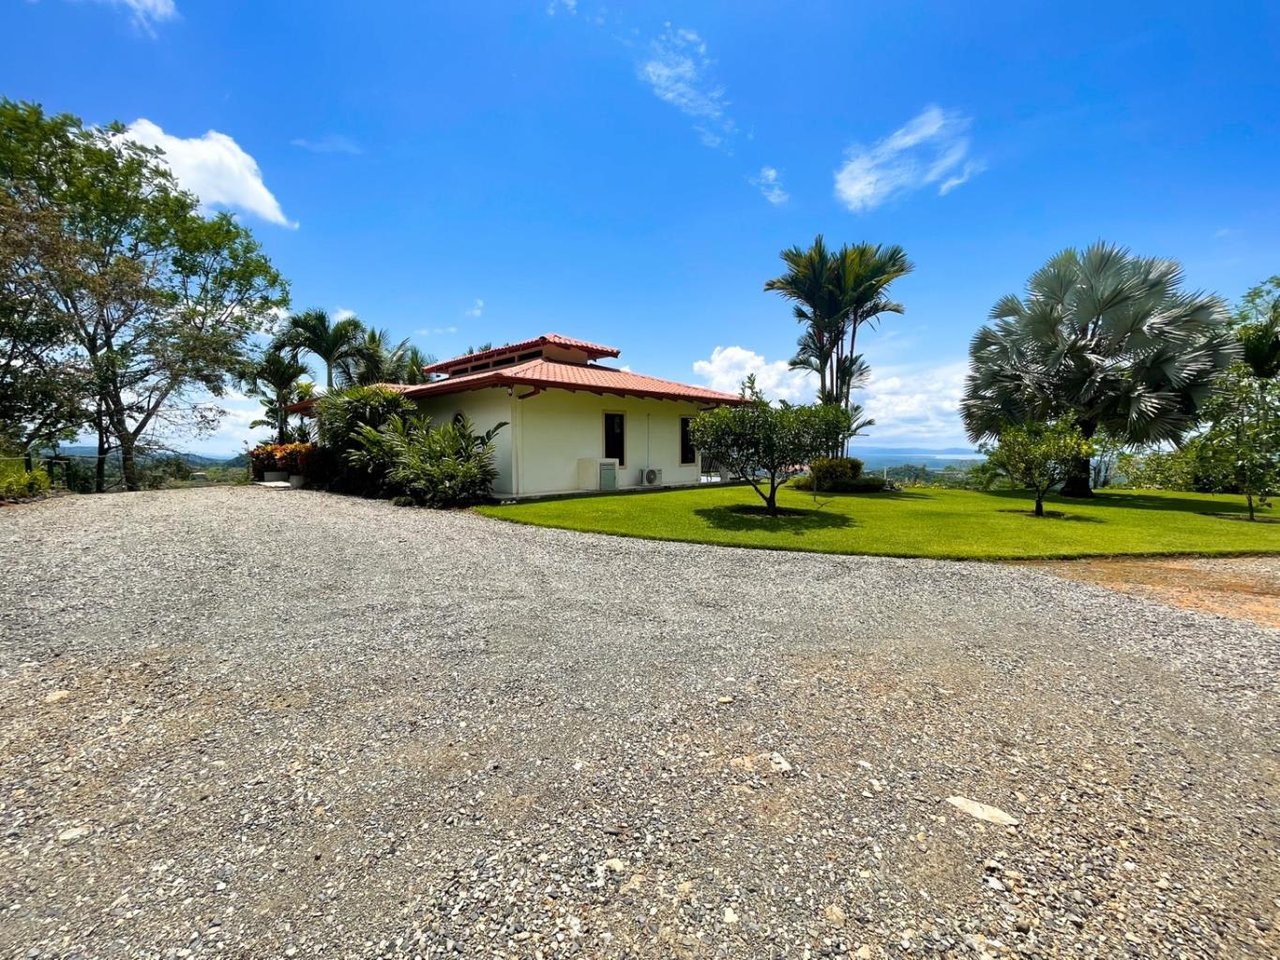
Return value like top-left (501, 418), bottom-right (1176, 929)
top-left (238, 349), bottom-right (310, 443)
top-left (273, 308), bottom-right (366, 391)
top-left (960, 242), bottom-right (1239, 495)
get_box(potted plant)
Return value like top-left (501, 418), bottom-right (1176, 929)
top-left (251, 444), bottom-right (288, 482)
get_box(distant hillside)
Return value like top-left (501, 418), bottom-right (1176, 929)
top-left (52, 446), bottom-right (240, 468)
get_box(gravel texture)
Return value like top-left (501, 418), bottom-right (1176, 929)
top-left (2, 486), bottom-right (1278, 959)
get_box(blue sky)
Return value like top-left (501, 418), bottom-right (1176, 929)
top-left (5, 0), bottom-right (1279, 454)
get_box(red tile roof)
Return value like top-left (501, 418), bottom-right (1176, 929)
top-left (423, 333), bottom-right (620, 374)
top-left (402, 358), bottom-right (742, 405)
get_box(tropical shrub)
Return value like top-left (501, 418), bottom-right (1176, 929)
top-left (349, 413), bottom-right (508, 507)
top-left (1195, 363), bottom-right (1280, 520)
top-left (793, 472), bottom-right (888, 493)
top-left (249, 444), bottom-right (279, 479)
top-left (799, 456), bottom-right (864, 491)
top-left (314, 385), bottom-right (415, 494)
top-left (0, 463), bottom-right (50, 499)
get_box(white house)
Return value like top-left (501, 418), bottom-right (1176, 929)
top-left (346, 333), bottom-right (742, 499)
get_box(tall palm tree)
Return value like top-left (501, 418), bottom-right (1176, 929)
top-left (273, 308), bottom-right (366, 392)
top-left (764, 235), bottom-right (843, 400)
top-left (961, 242), bottom-right (1239, 495)
top-left (335, 328), bottom-right (412, 387)
top-left (238, 349), bottom-right (310, 443)
top-left (765, 237), bottom-right (913, 408)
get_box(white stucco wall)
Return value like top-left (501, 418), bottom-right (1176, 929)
top-left (414, 387), bottom-right (708, 497)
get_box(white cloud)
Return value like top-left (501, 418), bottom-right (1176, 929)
top-left (464, 298), bottom-right (485, 318)
top-left (84, 0), bottom-right (176, 34)
top-left (291, 134), bottom-right (363, 155)
top-left (333, 307), bottom-right (357, 322)
top-left (639, 24), bottom-right (735, 148)
top-left (859, 359), bottom-right (970, 446)
top-left (750, 166), bottom-right (789, 205)
top-left (834, 105), bottom-right (984, 212)
top-left (693, 346), bottom-right (814, 404)
top-left (416, 326), bottom-right (458, 336)
top-left (124, 119), bottom-right (295, 228)
top-left (546, 0), bottom-right (577, 14)
top-left (694, 344), bottom-right (971, 446)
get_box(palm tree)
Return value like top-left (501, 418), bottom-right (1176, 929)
top-left (239, 349), bottom-right (310, 443)
top-left (273, 309), bottom-right (366, 392)
top-left (400, 346), bottom-right (437, 385)
top-left (764, 236), bottom-right (843, 400)
top-left (765, 237), bottom-right (913, 408)
top-left (960, 242), bottom-right (1239, 495)
top-left (336, 328), bottom-right (412, 387)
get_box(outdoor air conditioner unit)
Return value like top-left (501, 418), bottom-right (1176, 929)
top-left (640, 467), bottom-right (663, 486)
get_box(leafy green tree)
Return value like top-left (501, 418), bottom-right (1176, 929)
top-left (961, 242), bottom-right (1237, 496)
top-left (689, 376), bottom-right (852, 516)
top-left (0, 189), bottom-right (88, 460)
top-left (983, 421), bottom-right (1092, 517)
top-left (1115, 446), bottom-right (1199, 491)
top-left (1234, 276), bottom-right (1280, 379)
top-left (765, 236), bottom-right (912, 408)
top-left (0, 99), bottom-right (288, 491)
top-left (1196, 363), bottom-right (1280, 521)
top-left (238, 348), bottom-right (310, 443)
top-left (274, 308), bottom-right (364, 392)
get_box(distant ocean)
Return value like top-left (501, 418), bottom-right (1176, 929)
top-left (851, 447), bottom-right (986, 471)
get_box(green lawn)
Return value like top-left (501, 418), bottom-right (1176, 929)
top-left (475, 484), bottom-right (1280, 560)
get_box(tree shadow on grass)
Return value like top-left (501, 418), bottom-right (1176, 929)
top-left (695, 504), bottom-right (855, 536)
top-left (995, 508), bottom-right (1104, 523)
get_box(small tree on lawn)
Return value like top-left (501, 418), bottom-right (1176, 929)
top-left (983, 420), bottom-right (1091, 517)
top-left (1197, 363), bottom-right (1280, 521)
top-left (689, 375), bottom-right (851, 516)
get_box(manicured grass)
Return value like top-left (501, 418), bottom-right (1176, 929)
top-left (475, 485), bottom-right (1280, 560)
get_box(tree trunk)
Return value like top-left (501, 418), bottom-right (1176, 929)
top-left (1034, 495), bottom-right (1045, 517)
top-left (766, 484), bottom-right (778, 517)
top-left (1060, 418), bottom-right (1097, 498)
top-left (95, 414), bottom-right (108, 493)
top-left (1248, 492), bottom-right (1255, 521)
top-left (119, 434), bottom-right (140, 492)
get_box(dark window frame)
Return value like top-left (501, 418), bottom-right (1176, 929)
top-left (679, 416), bottom-right (696, 465)
top-left (603, 411), bottom-right (626, 467)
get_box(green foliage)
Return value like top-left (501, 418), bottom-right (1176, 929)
top-left (689, 378), bottom-right (852, 515)
top-left (793, 473), bottom-right (889, 494)
top-left (1234, 276), bottom-right (1280, 379)
top-left (962, 242), bottom-right (1238, 494)
top-left (765, 235), bottom-right (912, 410)
top-left (1195, 363), bottom-right (1280, 520)
top-left (314, 384), bottom-right (415, 494)
top-left (0, 99), bottom-right (289, 491)
top-left (349, 413), bottom-right (508, 507)
top-left (983, 421), bottom-right (1092, 516)
top-left (0, 459), bottom-right (50, 499)
top-left (274, 309), bottom-right (365, 392)
top-left (791, 457), bottom-right (881, 492)
top-left (1115, 447), bottom-right (1199, 491)
top-left (239, 349), bottom-right (310, 444)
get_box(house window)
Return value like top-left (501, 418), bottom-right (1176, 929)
top-left (680, 417), bottom-right (696, 465)
top-left (604, 412), bottom-right (625, 466)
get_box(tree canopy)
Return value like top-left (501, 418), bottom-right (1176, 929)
top-left (960, 242), bottom-right (1238, 494)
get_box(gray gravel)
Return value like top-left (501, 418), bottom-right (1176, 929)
top-left (2, 486), bottom-right (1278, 959)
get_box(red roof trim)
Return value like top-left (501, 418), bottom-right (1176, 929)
top-left (423, 333), bottom-right (620, 374)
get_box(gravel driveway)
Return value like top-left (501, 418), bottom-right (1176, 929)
top-left (2, 487), bottom-right (1277, 959)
